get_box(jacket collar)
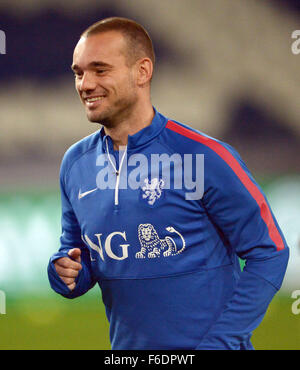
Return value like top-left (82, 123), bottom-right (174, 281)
top-left (99, 107), bottom-right (167, 153)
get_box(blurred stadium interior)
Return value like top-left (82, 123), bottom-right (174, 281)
top-left (0, 0), bottom-right (300, 349)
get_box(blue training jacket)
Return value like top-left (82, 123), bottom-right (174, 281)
top-left (48, 108), bottom-right (289, 350)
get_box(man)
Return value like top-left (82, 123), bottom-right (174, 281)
top-left (48, 17), bottom-right (289, 350)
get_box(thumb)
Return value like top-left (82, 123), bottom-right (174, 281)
top-left (68, 248), bottom-right (81, 263)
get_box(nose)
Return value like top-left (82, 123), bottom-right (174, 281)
top-left (77, 72), bottom-right (97, 93)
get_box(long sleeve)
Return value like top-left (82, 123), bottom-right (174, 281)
top-left (47, 154), bottom-right (96, 299)
top-left (196, 142), bottom-right (289, 350)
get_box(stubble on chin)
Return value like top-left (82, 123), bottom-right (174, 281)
top-left (89, 99), bottom-right (137, 128)
top-left (85, 104), bottom-right (113, 126)
top-left (85, 83), bottom-right (138, 128)
top-left (87, 112), bottom-right (119, 130)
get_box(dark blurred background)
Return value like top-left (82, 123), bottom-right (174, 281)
top-left (0, 0), bottom-right (300, 349)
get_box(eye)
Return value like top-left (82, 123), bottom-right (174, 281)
top-left (96, 69), bottom-right (106, 75)
top-left (73, 72), bottom-right (83, 79)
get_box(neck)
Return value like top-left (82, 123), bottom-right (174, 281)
top-left (103, 101), bottom-right (155, 150)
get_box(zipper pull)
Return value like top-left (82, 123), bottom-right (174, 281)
top-left (115, 171), bottom-right (119, 176)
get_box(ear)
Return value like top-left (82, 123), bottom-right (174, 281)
top-left (136, 57), bottom-right (153, 86)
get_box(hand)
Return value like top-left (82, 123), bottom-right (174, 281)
top-left (54, 248), bottom-right (82, 291)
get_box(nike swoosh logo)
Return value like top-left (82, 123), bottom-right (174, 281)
top-left (78, 188), bottom-right (98, 200)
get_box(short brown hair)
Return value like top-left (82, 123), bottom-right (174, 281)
top-left (81, 17), bottom-right (155, 68)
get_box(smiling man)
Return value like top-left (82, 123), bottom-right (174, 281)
top-left (47, 17), bottom-right (289, 350)
top-left (71, 20), bottom-right (155, 148)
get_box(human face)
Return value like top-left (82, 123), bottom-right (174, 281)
top-left (72, 31), bottom-right (138, 127)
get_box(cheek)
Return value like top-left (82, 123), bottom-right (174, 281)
top-left (119, 69), bottom-right (136, 89)
top-left (75, 81), bottom-right (82, 96)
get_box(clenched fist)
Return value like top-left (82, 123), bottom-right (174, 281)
top-left (54, 248), bottom-right (82, 291)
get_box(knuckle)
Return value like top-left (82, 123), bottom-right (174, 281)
top-left (63, 277), bottom-right (74, 284)
top-left (64, 268), bottom-right (74, 277)
top-left (69, 268), bottom-right (79, 277)
top-left (56, 257), bottom-right (69, 268)
top-left (54, 265), bottom-right (63, 275)
top-left (64, 258), bottom-right (73, 268)
top-left (54, 259), bottom-right (81, 277)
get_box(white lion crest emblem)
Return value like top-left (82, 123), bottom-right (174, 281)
top-left (135, 223), bottom-right (186, 259)
top-left (142, 178), bottom-right (164, 205)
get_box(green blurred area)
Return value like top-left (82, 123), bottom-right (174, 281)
top-left (0, 293), bottom-right (299, 350)
top-left (0, 292), bottom-right (111, 350)
top-left (1, 176), bottom-right (300, 349)
top-left (252, 294), bottom-right (300, 350)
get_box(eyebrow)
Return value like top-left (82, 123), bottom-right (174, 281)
top-left (71, 61), bottom-right (113, 71)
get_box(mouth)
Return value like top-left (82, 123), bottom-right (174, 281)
top-left (84, 95), bottom-right (106, 109)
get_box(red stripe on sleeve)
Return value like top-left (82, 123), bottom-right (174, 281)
top-left (166, 120), bottom-right (285, 251)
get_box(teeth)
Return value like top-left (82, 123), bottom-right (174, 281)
top-left (86, 97), bottom-right (103, 102)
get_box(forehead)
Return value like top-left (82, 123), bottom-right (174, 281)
top-left (73, 31), bottom-right (127, 67)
